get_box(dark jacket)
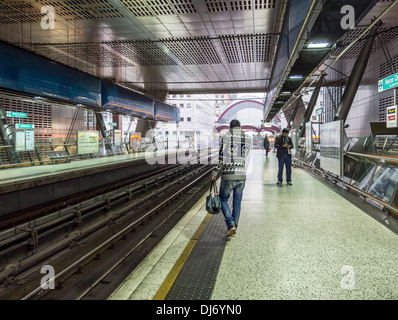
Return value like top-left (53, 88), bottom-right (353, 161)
top-left (211, 128), bottom-right (252, 181)
top-left (263, 138), bottom-right (269, 149)
top-left (275, 134), bottom-right (293, 158)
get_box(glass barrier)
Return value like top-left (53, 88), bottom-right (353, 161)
top-left (367, 165), bottom-right (398, 203)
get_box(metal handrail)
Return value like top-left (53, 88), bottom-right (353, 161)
top-left (345, 151), bottom-right (398, 164)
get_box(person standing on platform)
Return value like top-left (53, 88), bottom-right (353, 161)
top-left (263, 135), bottom-right (269, 157)
top-left (211, 119), bottom-right (252, 238)
top-left (275, 128), bottom-right (293, 186)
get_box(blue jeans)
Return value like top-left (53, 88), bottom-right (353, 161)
top-left (278, 153), bottom-right (292, 182)
top-left (219, 180), bottom-right (245, 229)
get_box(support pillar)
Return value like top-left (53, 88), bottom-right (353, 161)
top-left (299, 73), bottom-right (326, 137)
top-left (334, 25), bottom-right (378, 123)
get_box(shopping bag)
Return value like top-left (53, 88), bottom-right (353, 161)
top-left (206, 181), bottom-right (221, 214)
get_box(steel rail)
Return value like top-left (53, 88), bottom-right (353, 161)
top-left (20, 166), bottom-right (214, 300)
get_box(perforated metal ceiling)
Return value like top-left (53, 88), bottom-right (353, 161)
top-left (1, 0), bottom-right (398, 119)
top-left (0, 0), bottom-right (284, 98)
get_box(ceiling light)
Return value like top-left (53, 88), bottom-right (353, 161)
top-left (289, 75), bottom-right (304, 80)
top-left (307, 42), bottom-right (329, 48)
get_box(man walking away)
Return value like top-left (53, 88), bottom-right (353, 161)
top-left (264, 135), bottom-right (269, 157)
top-left (275, 128), bottom-right (293, 186)
top-left (211, 120), bottom-right (252, 238)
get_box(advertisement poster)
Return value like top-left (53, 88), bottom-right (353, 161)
top-left (114, 129), bottom-right (122, 147)
top-left (25, 130), bottom-right (35, 150)
top-left (289, 129), bottom-right (299, 158)
top-left (387, 106), bottom-right (397, 128)
top-left (77, 130), bottom-right (99, 155)
top-left (305, 122), bottom-right (312, 154)
top-left (15, 124), bottom-right (35, 152)
top-left (15, 131), bottom-right (26, 151)
top-left (320, 120), bottom-right (343, 176)
top-left (129, 132), bottom-right (141, 149)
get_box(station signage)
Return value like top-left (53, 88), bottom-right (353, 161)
top-left (387, 106), bottom-right (397, 128)
top-left (15, 124), bottom-right (35, 152)
top-left (77, 130), bottom-right (99, 155)
top-left (6, 111), bottom-right (27, 118)
top-left (378, 73), bottom-right (398, 93)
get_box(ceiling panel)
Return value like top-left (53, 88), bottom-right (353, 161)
top-left (0, 0), bottom-right (283, 97)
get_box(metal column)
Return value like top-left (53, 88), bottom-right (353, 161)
top-left (0, 108), bottom-right (21, 164)
top-left (299, 73), bottom-right (326, 137)
top-left (334, 24), bottom-right (378, 123)
top-left (94, 111), bottom-right (113, 153)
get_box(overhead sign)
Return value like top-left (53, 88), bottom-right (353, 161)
top-left (6, 111), bottom-right (27, 118)
top-left (378, 73), bottom-right (398, 93)
top-left (387, 106), bottom-right (397, 128)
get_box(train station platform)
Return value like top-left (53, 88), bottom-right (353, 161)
top-left (109, 149), bottom-right (398, 300)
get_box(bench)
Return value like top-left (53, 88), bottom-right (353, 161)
top-left (45, 150), bottom-right (70, 164)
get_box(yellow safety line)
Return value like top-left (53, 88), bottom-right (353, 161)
top-left (152, 213), bottom-right (213, 300)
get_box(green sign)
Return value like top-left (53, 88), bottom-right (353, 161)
top-left (6, 111), bottom-right (27, 118)
top-left (15, 123), bottom-right (34, 129)
top-left (315, 107), bottom-right (323, 115)
top-left (109, 122), bottom-right (117, 126)
top-left (378, 73), bottom-right (398, 93)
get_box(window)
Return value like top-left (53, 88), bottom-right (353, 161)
top-left (187, 117), bottom-right (191, 122)
top-left (180, 117), bottom-right (184, 121)
top-left (187, 103), bottom-right (191, 108)
top-left (179, 104), bottom-right (184, 108)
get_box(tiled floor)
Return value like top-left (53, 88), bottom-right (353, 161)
top-left (211, 150), bottom-right (398, 299)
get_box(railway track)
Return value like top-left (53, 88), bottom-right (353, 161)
top-left (0, 152), bottom-right (216, 300)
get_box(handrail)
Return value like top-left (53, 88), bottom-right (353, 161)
top-left (295, 158), bottom-right (398, 215)
top-left (345, 151), bottom-right (398, 164)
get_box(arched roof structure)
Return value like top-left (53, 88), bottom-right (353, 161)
top-left (217, 100), bottom-right (264, 124)
top-left (215, 124), bottom-right (280, 134)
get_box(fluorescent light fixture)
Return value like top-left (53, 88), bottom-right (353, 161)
top-left (308, 42), bottom-right (329, 48)
top-left (289, 75), bottom-right (303, 79)
top-left (281, 91), bottom-right (291, 94)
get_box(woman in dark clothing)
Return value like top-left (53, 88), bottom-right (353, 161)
top-left (263, 136), bottom-right (270, 156)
